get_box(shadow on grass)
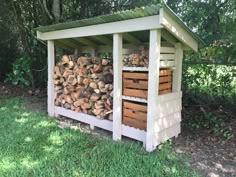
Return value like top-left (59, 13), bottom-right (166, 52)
top-left (0, 97), bottom-right (200, 177)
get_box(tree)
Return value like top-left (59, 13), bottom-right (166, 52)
top-left (1, 0), bottom-right (235, 87)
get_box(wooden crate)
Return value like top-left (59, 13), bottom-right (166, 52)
top-left (123, 69), bottom-right (172, 99)
top-left (122, 101), bottom-right (147, 131)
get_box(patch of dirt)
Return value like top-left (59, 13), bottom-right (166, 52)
top-left (0, 82), bottom-right (235, 177)
top-left (174, 127), bottom-right (236, 177)
top-left (0, 82), bottom-right (27, 97)
top-left (0, 82), bottom-right (47, 113)
top-left (174, 98), bottom-right (236, 177)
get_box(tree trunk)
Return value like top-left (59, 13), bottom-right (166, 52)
top-left (52, 0), bottom-right (61, 23)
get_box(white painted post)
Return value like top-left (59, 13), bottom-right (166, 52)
top-left (47, 40), bottom-right (55, 117)
top-left (146, 29), bottom-right (161, 152)
top-left (112, 33), bottom-right (123, 140)
top-left (90, 48), bottom-right (96, 130)
top-left (172, 43), bottom-right (183, 92)
top-left (90, 125), bottom-right (95, 130)
top-left (91, 48), bottom-right (96, 57)
top-left (74, 49), bottom-right (80, 58)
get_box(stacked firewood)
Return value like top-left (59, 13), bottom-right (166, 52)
top-left (123, 50), bottom-right (149, 67)
top-left (53, 55), bottom-right (113, 119)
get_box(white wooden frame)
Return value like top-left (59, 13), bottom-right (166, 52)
top-left (172, 43), bottom-right (183, 92)
top-left (47, 40), bottom-right (55, 117)
top-left (41, 7), bottom-right (200, 152)
top-left (37, 15), bottom-right (161, 40)
top-left (112, 33), bottom-right (123, 140)
top-left (146, 29), bottom-right (161, 151)
top-left (160, 9), bottom-right (198, 52)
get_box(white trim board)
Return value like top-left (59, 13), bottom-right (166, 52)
top-left (122, 125), bottom-right (146, 143)
top-left (47, 41), bottom-right (55, 117)
top-left (37, 15), bottom-right (161, 40)
top-left (55, 106), bottom-right (146, 143)
top-left (55, 106), bottom-right (113, 131)
top-left (160, 8), bottom-right (198, 52)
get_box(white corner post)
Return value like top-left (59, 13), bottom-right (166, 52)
top-left (90, 48), bottom-right (96, 130)
top-left (47, 40), bottom-right (55, 117)
top-left (90, 48), bottom-right (97, 57)
top-left (112, 33), bottom-right (123, 141)
top-left (172, 43), bottom-right (183, 92)
top-left (146, 29), bottom-right (161, 152)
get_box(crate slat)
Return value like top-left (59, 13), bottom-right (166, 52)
top-left (122, 69), bottom-right (172, 98)
top-left (123, 88), bottom-right (148, 99)
top-left (159, 89), bottom-right (171, 95)
top-left (159, 82), bottom-right (171, 90)
top-left (123, 101), bottom-right (147, 112)
top-left (123, 79), bottom-right (148, 89)
top-left (123, 108), bottom-right (146, 121)
top-left (123, 69), bottom-right (171, 79)
top-left (123, 72), bottom-right (148, 80)
top-left (159, 69), bottom-right (172, 76)
top-left (123, 116), bottom-right (146, 131)
top-left (159, 76), bottom-right (171, 83)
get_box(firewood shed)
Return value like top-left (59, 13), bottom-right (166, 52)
top-left (36, 4), bottom-right (203, 152)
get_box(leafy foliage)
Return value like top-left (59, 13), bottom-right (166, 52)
top-left (0, 0), bottom-right (236, 96)
top-left (4, 58), bottom-right (33, 87)
top-left (184, 112), bottom-right (232, 139)
top-left (182, 63), bottom-right (236, 104)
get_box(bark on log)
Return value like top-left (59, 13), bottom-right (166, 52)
top-left (54, 55), bottom-right (113, 119)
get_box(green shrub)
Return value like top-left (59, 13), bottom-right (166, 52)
top-left (184, 112), bottom-right (231, 139)
top-left (182, 63), bottom-right (236, 104)
top-left (4, 57), bottom-right (33, 87)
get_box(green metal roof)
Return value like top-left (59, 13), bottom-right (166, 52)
top-left (35, 4), bottom-right (204, 46)
top-left (36, 5), bottom-right (161, 33)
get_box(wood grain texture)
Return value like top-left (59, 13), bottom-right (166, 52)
top-left (123, 101), bottom-right (147, 112)
top-left (159, 76), bottom-right (171, 83)
top-left (123, 72), bottom-right (148, 80)
top-left (123, 108), bottom-right (146, 121)
top-left (123, 117), bottom-right (146, 131)
top-left (159, 82), bottom-right (171, 90)
top-left (123, 88), bottom-right (148, 99)
top-left (123, 79), bottom-right (148, 89)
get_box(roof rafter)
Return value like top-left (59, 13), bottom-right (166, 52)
top-left (55, 40), bottom-right (73, 50)
top-left (57, 39), bottom-right (80, 48)
top-left (123, 33), bottom-right (142, 44)
top-left (161, 29), bottom-right (177, 45)
top-left (74, 38), bottom-right (98, 48)
top-left (92, 35), bottom-right (113, 45)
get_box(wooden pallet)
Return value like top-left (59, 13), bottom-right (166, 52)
top-left (122, 101), bottom-right (147, 131)
top-left (123, 69), bottom-right (172, 99)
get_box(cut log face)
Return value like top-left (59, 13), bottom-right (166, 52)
top-left (123, 51), bottom-right (149, 67)
top-left (54, 55), bottom-right (113, 119)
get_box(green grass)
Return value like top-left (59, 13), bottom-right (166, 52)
top-left (0, 97), bottom-right (200, 177)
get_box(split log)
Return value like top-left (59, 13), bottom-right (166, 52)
top-left (53, 55), bottom-right (113, 119)
top-left (123, 51), bottom-right (149, 67)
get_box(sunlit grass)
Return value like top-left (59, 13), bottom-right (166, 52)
top-left (0, 97), bottom-right (201, 177)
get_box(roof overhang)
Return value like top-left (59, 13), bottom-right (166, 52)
top-left (37, 15), bottom-right (161, 41)
top-left (36, 4), bottom-right (204, 52)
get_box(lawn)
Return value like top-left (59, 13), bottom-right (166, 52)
top-left (0, 97), bottom-right (200, 177)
